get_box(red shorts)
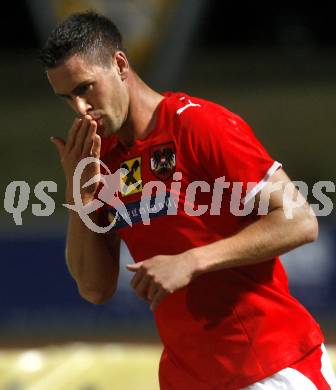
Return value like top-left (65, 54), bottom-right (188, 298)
top-left (244, 344), bottom-right (336, 389)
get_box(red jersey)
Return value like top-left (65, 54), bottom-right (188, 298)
top-left (99, 92), bottom-right (324, 389)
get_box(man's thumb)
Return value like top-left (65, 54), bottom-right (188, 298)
top-left (50, 136), bottom-right (65, 158)
top-left (126, 262), bottom-right (142, 272)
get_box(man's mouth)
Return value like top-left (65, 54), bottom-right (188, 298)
top-left (89, 112), bottom-right (104, 127)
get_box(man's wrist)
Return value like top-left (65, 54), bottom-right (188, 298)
top-left (188, 242), bottom-right (228, 276)
top-left (187, 247), bottom-right (210, 277)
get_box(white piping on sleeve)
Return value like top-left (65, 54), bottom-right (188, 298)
top-left (242, 161), bottom-right (282, 205)
top-left (320, 344), bottom-right (336, 389)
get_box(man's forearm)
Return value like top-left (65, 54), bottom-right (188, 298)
top-left (190, 205), bottom-right (318, 275)
top-left (66, 210), bottom-right (120, 304)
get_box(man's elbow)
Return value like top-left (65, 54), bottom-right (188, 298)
top-left (79, 286), bottom-right (117, 305)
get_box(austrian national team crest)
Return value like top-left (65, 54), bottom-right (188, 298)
top-left (150, 142), bottom-right (176, 180)
top-left (120, 157), bottom-right (142, 197)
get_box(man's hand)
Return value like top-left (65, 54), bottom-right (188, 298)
top-left (127, 252), bottom-right (198, 311)
top-left (50, 115), bottom-right (101, 205)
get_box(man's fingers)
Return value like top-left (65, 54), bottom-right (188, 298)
top-left (130, 268), bottom-right (144, 290)
top-left (134, 275), bottom-right (151, 300)
top-left (82, 120), bottom-right (98, 155)
top-left (50, 137), bottom-right (66, 159)
top-left (91, 134), bottom-right (101, 158)
top-left (147, 282), bottom-right (158, 302)
top-left (73, 116), bottom-right (91, 155)
top-left (150, 289), bottom-right (167, 311)
top-left (66, 118), bottom-right (82, 151)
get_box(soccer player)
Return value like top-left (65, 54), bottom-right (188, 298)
top-left (40, 11), bottom-right (336, 390)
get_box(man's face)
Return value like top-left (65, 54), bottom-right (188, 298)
top-left (47, 53), bottom-right (130, 137)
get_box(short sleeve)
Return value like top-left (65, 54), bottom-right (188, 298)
top-left (184, 104), bottom-right (281, 204)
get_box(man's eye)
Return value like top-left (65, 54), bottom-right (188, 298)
top-left (76, 84), bottom-right (92, 95)
top-left (76, 86), bottom-right (87, 95)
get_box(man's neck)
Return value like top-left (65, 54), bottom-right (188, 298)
top-left (117, 71), bottom-right (164, 148)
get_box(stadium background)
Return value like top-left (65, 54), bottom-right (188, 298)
top-left (0, 1), bottom-right (335, 389)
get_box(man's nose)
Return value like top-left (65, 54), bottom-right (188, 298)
top-left (73, 96), bottom-right (92, 116)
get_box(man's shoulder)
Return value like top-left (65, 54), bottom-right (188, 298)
top-left (163, 91), bottom-right (243, 128)
top-left (162, 92), bottom-right (250, 142)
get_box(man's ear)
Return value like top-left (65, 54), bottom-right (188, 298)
top-left (114, 51), bottom-right (129, 80)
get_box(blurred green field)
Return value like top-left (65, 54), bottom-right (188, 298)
top-left (0, 343), bottom-right (161, 390)
top-left (0, 343), bottom-right (335, 390)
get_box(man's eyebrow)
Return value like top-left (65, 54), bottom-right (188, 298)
top-left (56, 80), bottom-right (93, 98)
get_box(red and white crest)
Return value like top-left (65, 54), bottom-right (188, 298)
top-left (150, 142), bottom-right (176, 180)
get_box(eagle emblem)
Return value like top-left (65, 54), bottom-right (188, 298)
top-left (150, 142), bottom-right (176, 180)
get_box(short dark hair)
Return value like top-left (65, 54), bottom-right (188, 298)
top-left (39, 11), bottom-right (124, 68)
